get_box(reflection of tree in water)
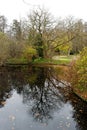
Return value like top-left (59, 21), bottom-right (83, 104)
top-left (7, 66), bottom-right (36, 94)
top-left (0, 66), bottom-right (65, 123)
top-left (0, 68), bottom-right (12, 107)
top-left (22, 67), bottom-right (65, 123)
top-left (0, 66), bottom-right (87, 129)
top-left (22, 67), bottom-right (87, 126)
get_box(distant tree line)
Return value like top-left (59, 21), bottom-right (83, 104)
top-left (0, 7), bottom-right (87, 64)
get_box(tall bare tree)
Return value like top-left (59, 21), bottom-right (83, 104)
top-left (0, 15), bottom-right (7, 33)
top-left (28, 7), bottom-right (55, 58)
top-left (11, 19), bottom-right (22, 41)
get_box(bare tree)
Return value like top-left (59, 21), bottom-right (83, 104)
top-left (28, 7), bottom-right (56, 58)
top-left (0, 15), bottom-right (7, 33)
top-left (11, 19), bottom-right (22, 41)
top-left (28, 9), bottom-right (80, 58)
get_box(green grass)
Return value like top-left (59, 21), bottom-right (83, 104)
top-left (33, 55), bottom-right (74, 65)
top-left (5, 55), bottom-right (75, 65)
top-left (33, 58), bottom-right (52, 63)
top-left (6, 58), bottom-right (29, 64)
top-left (53, 55), bottom-right (74, 60)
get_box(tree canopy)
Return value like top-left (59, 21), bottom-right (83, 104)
top-left (0, 7), bottom-right (87, 63)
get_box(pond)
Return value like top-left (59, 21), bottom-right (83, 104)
top-left (0, 66), bottom-right (87, 130)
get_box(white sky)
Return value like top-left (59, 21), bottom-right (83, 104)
top-left (0, 0), bottom-right (87, 23)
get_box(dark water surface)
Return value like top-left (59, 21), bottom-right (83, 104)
top-left (0, 66), bottom-right (87, 130)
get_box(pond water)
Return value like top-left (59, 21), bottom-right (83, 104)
top-left (0, 66), bottom-right (87, 130)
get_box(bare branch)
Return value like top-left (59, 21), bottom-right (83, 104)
top-left (51, 36), bottom-right (76, 49)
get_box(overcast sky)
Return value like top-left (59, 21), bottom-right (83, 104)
top-left (0, 0), bottom-right (87, 23)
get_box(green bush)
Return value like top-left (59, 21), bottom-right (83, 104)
top-left (0, 32), bottom-right (10, 64)
top-left (23, 46), bottom-right (37, 61)
top-left (75, 47), bottom-right (87, 89)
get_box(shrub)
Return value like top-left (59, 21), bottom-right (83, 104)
top-left (23, 46), bottom-right (37, 61)
top-left (75, 47), bottom-right (87, 89)
top-left (69, 47), bottom-right (87, 91)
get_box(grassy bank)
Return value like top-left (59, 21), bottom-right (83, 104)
top-left (0, 58), bottom-right (31, 67)
top-left (32, 55), bottom-right (74, 65)
top-left (1, 55), bottom-right (74, 66)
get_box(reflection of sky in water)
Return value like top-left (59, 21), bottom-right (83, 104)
top-left (0, 66), bottom-right (87, 130)
top-left (0, 90), bottom-right (76, 130)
